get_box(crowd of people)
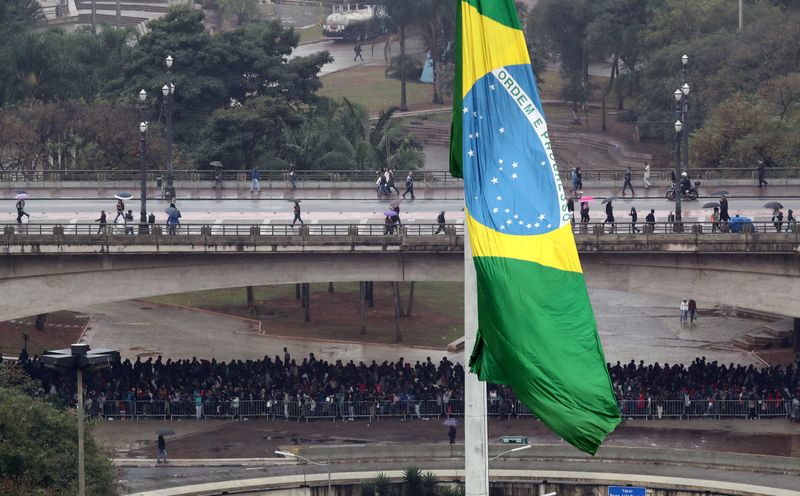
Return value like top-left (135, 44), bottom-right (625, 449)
top-left (8, 349), bottom-right (800, 422)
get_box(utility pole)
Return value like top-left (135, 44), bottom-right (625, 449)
top-left (739, 0), bottom-right (743, 32)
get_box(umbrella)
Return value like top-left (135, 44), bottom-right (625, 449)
top-left (14, 189), bottom-right (27, 195)
top-left (209, 161), bottom-right (223, 168)
top-left (764, 201), bottom-right (784, 210)
top-left (602, 195), bottom-right (619, 204)
top-left (578, 196), bottom-right (594, 202)
top-left (286, 199), bottom-right (302, 203)
top-left (389, 199), bottom-right (403, 208)
top-left (710, 190), bottom-right (729, 197)
top-left (115, 192), bottom-right (132, 200)
top-left (14, 193), bottom-right (29, 200)
top-left (442, 418), bottom-right (458, 426)
top-left (702, 202), bottom-right (720, 209)
top-left (157, 428), bottom-right (176, 436)
top-left (384, 210), bottom-right (399, 217)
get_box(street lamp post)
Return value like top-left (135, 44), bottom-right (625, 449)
top-left (163, 55), bottom-right (176, 201)
top-left (680, 54), bottom-right (690, 175)
top-left (40, 344), bottom-right (120, 496)
top-left (275, 451), bottom-right (331, 496)
top-left (488, 444), bottom-right (531, 462)
top-left (138, 89), bottom-right (148, 234)
top-left (674, 119), bottom-right (683, 223)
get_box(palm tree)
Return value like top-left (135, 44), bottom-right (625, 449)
top-left (369, 107), bottom-right (423, 171)
top-left (417, 0), bottom-right (455, 104)
top-left (379, 0), bottom-right (425, 111)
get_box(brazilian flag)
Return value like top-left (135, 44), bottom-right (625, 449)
top-left (449, 0), bottom-right (620, 454)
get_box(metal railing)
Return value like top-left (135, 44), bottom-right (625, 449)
top-left (2, 223), bottom-right (464, 237)
top-left (2, 167), bottom-right (798, 186)
top-left (3, 221), bottom-right (796, 238)
top-left (79, 398), bottom-right (797, 421)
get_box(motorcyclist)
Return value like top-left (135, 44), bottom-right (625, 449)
top-left (680, 172), bottom-right (692, 196)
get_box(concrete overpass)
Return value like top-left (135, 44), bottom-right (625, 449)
top-left (1, 223), bottom-right (799, 327)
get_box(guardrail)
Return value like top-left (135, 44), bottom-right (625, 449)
top-left (1, 167), bottom-right (797, 187)
top-left (2, 221), bottom-right (797, 238)
top-left (80, 398), bottom-right (796, 421)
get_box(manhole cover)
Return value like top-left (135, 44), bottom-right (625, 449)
top-left (139, 307), bottom-right (153, 310)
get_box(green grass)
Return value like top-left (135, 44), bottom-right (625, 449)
top-left (298, 24), bottom-right (323, 44)
top-left (319, 65), bottom-right (447, 114)
top-left (146, 282), bottom-right (464, 349)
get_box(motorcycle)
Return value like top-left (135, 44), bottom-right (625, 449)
top-left (666, 180), bottom-right (701, 201)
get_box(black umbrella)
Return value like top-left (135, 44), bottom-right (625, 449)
top-left (389, 199), bottom-right (403, 208)
top-left (157, 428), bottom-right (176, 436)
top-left (602, 195), bottom-right (619, 204)
top-left (702, 202), bottom-right (720, 209)
top-left (115, 192), bottom-right (133, 200)
top-left (710, 190), bottom-right (729, 197)
top-left (209, 161), bottom-right (223, 168)
top-left (764, 201), bottom-right (784, 210)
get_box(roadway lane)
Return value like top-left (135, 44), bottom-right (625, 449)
top-left (5, 196), bottom-right (798, 225)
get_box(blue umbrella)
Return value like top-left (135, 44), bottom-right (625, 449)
top-left (384, 210), bottom-right (398, 217)
top-left (115, 192), bottom-right (133, 200)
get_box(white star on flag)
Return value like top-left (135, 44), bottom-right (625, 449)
top-left (498, 159), bottom-right (504, 164)
top-left (490, 177), bottom-right (498, 184)
top-left (547, 224), bottom-right (552, 228)
top-left (500, 225), bottom-right (506, 230)
top-left (512, 162), bottom-right (519, 168)
top-left (468, 134), bottom-right (474, 139)
top-left (534, 222), bottom-right (541, 228)
top-left (538, 214), bottom-right (546, 221)
top-left (504, 208), bottom-right (510, 213)
top-left (526, 224), bottom-right (532, 229)
top-left (519, 221), bottom-right (524, 225)
top-left (513, 214), bottom-right (519, 219)
top-left (490, 84), bottom-right (496, 90)
top-left (499, 127), bottom-right (505, 134)
top-left (506, 219), bottom-right (512, 225)
top-left (475, 132), bottom-right (479, 137)
top-left (463, 107), bottom-right (469, 113)
top-left (473, 112), bottom-right (477, 117)
top-left (541, 161), bottom-right (546, 166)
top-left (492, 208), bottom-right (499, 213)
top-left (496, 196), bottom-right (502, 201)
top-left (512, 173), bottom-right (518, 180)
top-left (468, 150), bottom-right (475, 157)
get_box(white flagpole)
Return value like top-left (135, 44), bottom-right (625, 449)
top-left (464, 229), bottom-right (489, 496)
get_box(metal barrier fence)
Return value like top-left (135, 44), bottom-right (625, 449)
top-left (1, 167), bottom-right (797, 186)
top-left (83, 398), bottom-right (796, 421)
top-left (2, 222), bottom-right (464, 237)
top-left (3, 221), bottom-right (796, 238)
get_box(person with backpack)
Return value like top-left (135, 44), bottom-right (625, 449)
top-left (622, 167), bottom-right (635, 197)
top-left (645, 208), bottom-right (656, 233)
top-left (95, 210), bottom-right (108, 235)
top-left (124, 209), bottom-right (135, 235)
top-left (435, 210), bottom-right (446, 234)
top-left (249, 167), bottom-right (260, 193)
top-left (114, 199), bottom-right (125, 223)
top-left (402, 171), bottom-right (415, 199)
top-left (292, 201), bottom-right (303, 226)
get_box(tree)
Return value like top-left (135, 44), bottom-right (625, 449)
top-left (0, 367), bottom-right (117, 495)
top-left (369, 108), bottom-right (423, 170)
top-left (417, 0), bottom-right (455, 104)
top-left (380, 0), bottom-right (425, 111)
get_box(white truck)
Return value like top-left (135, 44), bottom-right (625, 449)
top-left (323, 3), bottom-right (385, 41)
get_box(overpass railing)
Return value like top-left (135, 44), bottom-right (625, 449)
top-left (81, 398), bottom-right (795, 421)
top-left (2, 221), bottom-right (796, 238)
top-left (1, 166), bottom-right (797, 186)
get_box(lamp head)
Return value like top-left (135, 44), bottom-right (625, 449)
top-left (140, 121), bottom-right (148, 133)
top-left (138, 89), bottom-right (147, 102)
top-left (673, 88), bottom-right (682, 102)
top-left (166, 55), bottom-right (174, 68)
top-left (681, 54), bottom-right (689, 66)
top-left (674, 120), bottom-right (683, 133)
top-left (162, 84), bottom-right (170, 97)
top-left (681, 82), bottom-right (690, 95)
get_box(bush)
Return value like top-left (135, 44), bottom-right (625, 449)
top-left (385, 56), bottom-right (424, 81)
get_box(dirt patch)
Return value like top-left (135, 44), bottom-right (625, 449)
top-left (0, 311), bottom-right (90, 356)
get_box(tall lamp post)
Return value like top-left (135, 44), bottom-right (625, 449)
top-left (673, 119), bottom-right (683, 223)
top-left (275, 451), bottom-right (331, 496)
top-left (679, 54), bottom-right (690, 175)
top-left (40, 344), bottom-right (120, 496)
top-left (163, 55), bottom-right (176, 200)
top-left (488, 444), bottom-right (531, 462)
top-left (138, 89), bottom-right (148, 234)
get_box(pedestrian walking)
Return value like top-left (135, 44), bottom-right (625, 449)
top-left (147, 212), bottom-right (155, 234)
top-left (124, 209), bottom-right (134, 235)
top-left (719, 195), bottom-right (730, 223)
top-left (15, 199), bottom-right (29, 224)
top-left (571, 167), bottom-right (582, 195)
top-left (249, 166), bottom-right (260, 193)
top-left (402, 171), bottom-right (415, 199)
top-left (95, 210), bottom-right (107, 235)
top-left (166, 202), bottom-right (181, 235)
top-left (757, 160), bottom-right (767, 187)
top-left (643, 161), bottom-right (651, 189)
top-left (114, 199), bottom-right (125, 223)
top-left (679, 299), bottom-right (689, 325)
top-left (435, 210), bottom-right (446, 234)
top-left (288, 165), bottom-right (297, 191)
top-left (622, 167), bottom-right (635, 197)
top-left (711, 207), bottom-right (721, 233)
top-left (567, 198), bottom-right (575, 225)
top-left (688, 299), bottom-right (697, 324)
top-left (448, 424), bottom-right (456, 444)
top-left (353, 43), bottom-right (364, 62)
top-left (156, 434), bottom-right (168, 464)
top-left (787, 209), bottom-right (796, 231)
top-left (645, 208), bottom-right (656, 233)
top-left (604, 200), bottom-right (615, 231)
top-left (628, 207), bottom-right (639, 233)
top-left (292, 201), bottom-right (303, 226)
top-left (387, 169), bottom-right (400, 195)
top-left (773, 208), bottom-right (784, 232)
top-left (580, 201), bottom-right (590, 224)
top-left (213, 168), bottom-right (223, 189)
top-left (377, 170), bottom-right (389, 195)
